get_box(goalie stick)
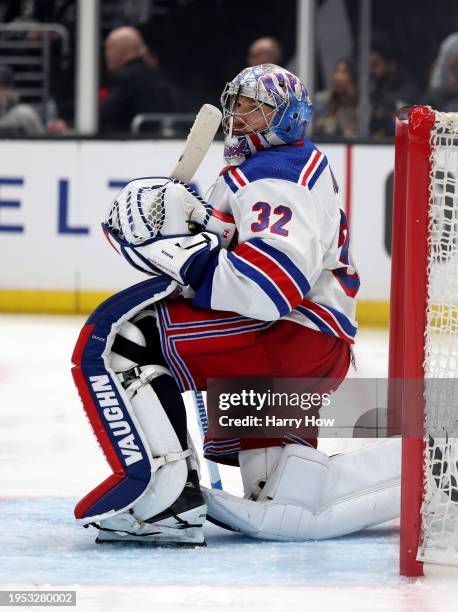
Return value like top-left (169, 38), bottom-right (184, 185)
top-left (171, 104), bottom-right (222, 182)
top-left (191, 391), bottom-right (223, 489)
top-left (170, 103), bottom-right (223, 490)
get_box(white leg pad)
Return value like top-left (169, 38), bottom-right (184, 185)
top-left (125, 375), bottom-right (189, 520)
top-left (107, 313), bottom-right (197, 521)
top-left (97, 370), bottom-right (206, 544)
top-left (204, 438), bottom-right (401, 541)
top-left (239, 447), bottom-right (283, 499)
top-left (259, 445), bottom-right (329, 509)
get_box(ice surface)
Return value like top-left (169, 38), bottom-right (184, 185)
top-left (1, 315), bottom-right (457, 611)
top-left (0, 498), bottom-right (400, 586)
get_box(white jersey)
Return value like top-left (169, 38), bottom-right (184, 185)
top-left (192, 140), bottom-right (360, 344)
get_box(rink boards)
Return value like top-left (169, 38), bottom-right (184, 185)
top-left (0, 139), bottom-right (393, 325)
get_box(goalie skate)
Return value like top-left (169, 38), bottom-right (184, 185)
top-left (94, 477), bottom-right (207, 547)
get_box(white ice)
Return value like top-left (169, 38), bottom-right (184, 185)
top-left (0, 315), bottom-right (456, 611)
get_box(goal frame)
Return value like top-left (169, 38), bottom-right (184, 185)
top-left (389, 105), bottom-right (436, 577)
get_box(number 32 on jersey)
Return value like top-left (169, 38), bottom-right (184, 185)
top-left (251, 201), bottom-right (292, 237)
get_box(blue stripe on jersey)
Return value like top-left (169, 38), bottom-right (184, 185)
top-left (204, 438), bottom-right (240, 448)
top-left (192, 253), bottom-right (220, 309)
top-left (284, 433), bottom-right (314, 447)
top-left (333, 267), bottom-right (361, 292)
top-left (223, 171), bottom-right (239, 194)
top-left (341, 237), bottom-right (349, 262)
top-left (296, 304), bottom-right (357, 340)
top-left (204, 449), bottom-right (240, 460)
top-left (227, 252), bottom-right (290, 317)
top-left (317, 302), bottom-right (358, 337)
top-left (307, 156), bottom-right (328, 190)
top-left (237, 140), bottom-right (318, 184)
top-left (248, 238), bottom-right (311, 295)
top-left (296, 305), bottom-right (336, 337)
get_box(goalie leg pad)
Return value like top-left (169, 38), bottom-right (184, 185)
top-left (71, 276), bottom-right (180, 522)
top-left (239, 447), bottom-right (283, 500)
top-left (204, 438), bottom-right (401, 541)
top-left (96, 378), bottom-right (206, 546)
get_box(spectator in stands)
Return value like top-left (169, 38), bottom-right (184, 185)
top-left (247, 36), bottom-right (282, 66)
top-left (313, 59), bottom-right (358, 137)
top-left (429, 32), bottom-right (458, 90)
top-left (369, 39), bottom-right (417, 138)
top-left (422, 50), bottom-right (458, 112)
top-left (0, 66), bottom-right (44, 135)
top-left (100, 26), bottom-right (175, 134)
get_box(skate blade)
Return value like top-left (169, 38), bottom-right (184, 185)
top-left (95, 532), bottom-right (206, 547)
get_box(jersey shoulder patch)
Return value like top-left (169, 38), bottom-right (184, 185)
top-left (223, 140), bottom-right (328, 193)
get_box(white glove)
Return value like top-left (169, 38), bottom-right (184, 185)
top-left (130, 232), bottom-right (220, 286)
top-left (179, 186), bottom-right (237, 248)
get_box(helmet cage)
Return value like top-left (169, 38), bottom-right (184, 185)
top-left (221, 80), bottom-right (283, 138)
top-left (221, 64), bottom-right (312, 144)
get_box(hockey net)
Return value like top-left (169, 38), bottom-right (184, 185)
top-left (390, 106), bottom-right (458, 576)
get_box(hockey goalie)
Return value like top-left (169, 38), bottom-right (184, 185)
top-left (71, 63), bottom-right (401, 546)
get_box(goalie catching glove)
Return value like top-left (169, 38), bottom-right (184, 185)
top-left (102, 177), bottom-right (235, 280)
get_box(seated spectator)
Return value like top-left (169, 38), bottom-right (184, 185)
top-left (0, 66), bottom-right (44, 135)
top-left (247, 36), bottom-right (282, 66)
top-left (369, 40), bottom-right (417, 138)
top-left (313, 59), bottom-right (358, 137)
top-left (429, 32), bottom-right (458, 90)
top-left (422, 50), bottom-right (458, 112)
top-left (100, 26), bottom-right (175, 134)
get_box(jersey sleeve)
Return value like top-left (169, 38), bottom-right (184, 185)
top-left (192, 177), bottom-right (333, 321)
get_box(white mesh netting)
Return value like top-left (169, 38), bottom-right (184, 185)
top-left (418, 111), bottom-right (458, 566)
top-left (104, 178), bottom-right (212, 246)
top-left (104, 180), bottom-right (168, 245)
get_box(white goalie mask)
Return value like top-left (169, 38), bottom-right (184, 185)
top-left (220, 64), bottom-right (313, 165)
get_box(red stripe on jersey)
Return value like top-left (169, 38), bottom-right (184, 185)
top-left (300, 151), bottom-right (321, 186)
top-left (249, 133), bottom-right (263, 151)
top-left (230, 168), bottom-right (247, 187)
top-left (301, 299), bottom-right (352, 341)
top-left (161, 302), bottom-right (262, 336)
top-left (235, 242), bottom-right (302, 308)
top-left (332, 268), bottom-right (359, 298)
top-left (212, 209), bottom-right (235, 223)
top-left (156, 309), bottom-right (190, 389)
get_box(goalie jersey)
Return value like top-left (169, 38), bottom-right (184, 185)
top-left (192, 140), bottom-right (360, 344)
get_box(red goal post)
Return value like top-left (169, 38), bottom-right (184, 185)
top-left (390, 106), bottom-right (458, 576)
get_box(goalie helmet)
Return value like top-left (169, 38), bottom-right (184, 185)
top-left (220, 64), bottom-right (313, 164)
